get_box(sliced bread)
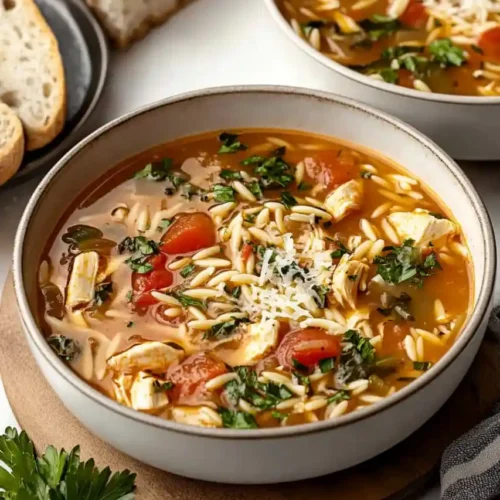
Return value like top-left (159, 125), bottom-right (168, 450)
top-left (0, 103), bottom-right (24, 186)
top-left (86, 0), bottom-right (193, 48)
top-left (0, 0), bottom-right (66, 151)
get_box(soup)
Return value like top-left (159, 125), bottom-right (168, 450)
top-left (38, 129), bottom-right (471, 429)
top-left (278, 0), bottom-right (500, 96)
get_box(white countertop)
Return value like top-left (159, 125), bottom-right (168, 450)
top-left (0, 0), bottom-right (498, 495)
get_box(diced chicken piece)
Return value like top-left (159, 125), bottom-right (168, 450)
top-left (107, 341), bottom-right (183, 374)
top-left (324, 180), bottom-right (363, 222)
top-left (130, 372), bottom-right (169, 412)
top-left (387, 211), bottom-right (457, 247)
top-left (113, 373), bottom-right (134, 407)
top-left (66, 251), bottom-right (99, 308)
top-left (171, 406), bottom-right (222, 428)
top-left (331, 254), bottom-right (369, 309)
top-left (215, 319), bottom-right (279, 367)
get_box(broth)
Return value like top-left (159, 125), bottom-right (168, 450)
top-left (278, 0), bottom-right (500, 96)
top-left (39, 129), bottom-right (472, 429)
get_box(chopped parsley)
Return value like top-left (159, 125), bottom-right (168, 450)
top-left (157, 218), bottom-right (171, 231)
top-left (413, 361), bottom-right (432, 371)
top-left (319, 357), bottom-right (335, 373)
top-left (218, 132), bottom-right (248, 154)
top-left (298, 182), bottom-right (312, 191)
top-left (212, 184), bottom-right (236, 202)
top-left (347, 274), bottom-right (358, 282)
top-left (134, 158), bottom-right (172, 181)
top-left (312, 284), bottom-right (329, 309)
top-left (223, 367), bottom-right (293, 412)
top-left (220, 169), bottom-right (243, 180)
top-left (118, 236), bottom-right (160, 274)
top-left (48, 335), bottom-right (80, 361)
top-left (246, 180), bottom-right (263, 199)
top-left (174, 293), bottom-right (206, 310)
top-left (241, 147), bottom-right (294, 189)
top-left (378, 291), bottom-right (414, 321)
top-left (281, 192), bottom-right (298, 209)
top-left (374, 239), bottom-right (441, 287)
top-left (126, 321), bottom-right (135, 328)
top-left (429, 38), bottom-right (466, 67)
top-left (205, 317), bottom-right (249, 340)
top-left (219, 408), bottom-right (258, 429)
top-left (153, 380), bottom-right (174, 392)
top-left (180, 263), bottom-right (196, 278)
top-left (360, 15), bottom-right (401, 41)
top-left (470, 44), bottom-right (484, 55)
top-left (330, 239), bottom-right (351, 259)
top-left (337, 330), bottom-right (375, 384)
top-left (231, 286), bottom-right (242, 299)
top-left (93, 282), bottom-right (113, 307)
top-left (327, 390), bottom-right (350, 405)
top-left (271, 411), bottom-right (288, 421)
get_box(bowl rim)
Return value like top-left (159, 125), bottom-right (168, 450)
top-left (13, 85), bottom-right (496, 440)
top-left (264, 0), bottom-right (500, 106)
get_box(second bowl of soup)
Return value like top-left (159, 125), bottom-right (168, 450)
top-left (14, 86), bottom-right (495, 483)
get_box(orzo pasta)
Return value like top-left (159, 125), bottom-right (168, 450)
top-left (39, 129), bottom-right (471, 429)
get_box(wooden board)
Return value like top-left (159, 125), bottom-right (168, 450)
top-left (1, 276), bottom-right (499, 499)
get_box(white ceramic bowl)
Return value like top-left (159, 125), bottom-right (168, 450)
top-left (14, 86), bottom-right (495, 484)
top-left (265, 0), bottom-right (500, 161)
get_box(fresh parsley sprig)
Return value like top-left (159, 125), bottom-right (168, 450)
top-left (0, 427), bottom-right (136, 499)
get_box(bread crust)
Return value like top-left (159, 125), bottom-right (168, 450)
top-left (0, 104), bottom-right (25, 186)
top-left (0, 0), bottom-right (66, 151)
top-left (87, 0), bottom-right (195, 49)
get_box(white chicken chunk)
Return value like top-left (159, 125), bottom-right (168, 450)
top-left (171, 406), bottom-right (222, 428)
top-left (130, 372), bottom-right (169, 412)
top-left (324, 180), bottom-right (363, 222)
top-left (215, 319), bottom-right (279, 367)
top-left (107, 341), bottom-right (183, 374)
top-left (331, 254), bottom-right (369, 309)
top-left (66, 251), bottom-right (99, 308)
top-left (387, 211), bottom-right (457, 247)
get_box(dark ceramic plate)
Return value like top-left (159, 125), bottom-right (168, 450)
top-left (8, 0), bottom-right (108, 185)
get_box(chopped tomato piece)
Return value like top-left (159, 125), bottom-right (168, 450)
top-left (161, 212), bottom-right (216, 255)
top-left (133, 291), bottom-right (159, 308)
top-left (167, 353), bottom-right (227, 405)
top-left (241, 243), bottom-right (254, 262)
top-left (478, 27), bottom-right (500, 62)
top-left (399, 0), bottom-right (428, 29)
top-left (276, 328), bottom-right (341, 368)
top-left (398, 69), bottom-right (415, 89)
top-left (304, 150), bottom-right (356, 190)
top-left (132, 253), bottom-right (172, 294)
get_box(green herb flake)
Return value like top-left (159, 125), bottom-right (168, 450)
top-left (347, 274), bottom-right (358, 282)
top-left (219, 408), bottom-right (258, 429)
top-left (157, 218), bottom-right (172, 231)
top-left (281, 192), bottom-right (298, 209)
top-left (292, 358), bottom-right (308, 372)
top-left (180, 263), bottom-right (196, 278)
top-left (48, 335), bottom-right (80, 361)
top-left (413, 361), bottom-right (432, 371)
top-left (330, 240), bottom-right (351, 259)
top-left (93, 282), bottom-right (113, 307)
top-left (360, 15), bottom-right (401, 41)
top-left (213, 184), bottom-right (236, 202)
top-left (205, 317), bottom-right (249, 340)
top-left (470, 44), bottom-right (484, 55)
top-left (218, 132), bottom-right (248, 154)
top-left (429, 38), bottom-right (466, 67)
top-left (319, 357), bottom-right (335, 373)
top-left (374, 239), bottom-right (441, 287)
top-left (126, 321), bottom-right (135, 328)
top-left (312, 284), bottom-right (330, 309)
top-left (232, 286), bottom-right (242, 299)
top-left (298, 182), bottom-right (312, 191)
top-left (242, 148), bottom-right (294, 189)
top-left (327, 390), bottom-right (351, 405)
top-left (246, 181), bottom-right (263, 199)
top-left (271, 411), bottom-right (288, 421)
top-left (153, 380), bottom-right (174, 392)
top-left (174, 293), bottom-right (206, 310)
top-left (134, 158), bottom-right (173, 181)
top-left (361, 170), bottom-right (373, 179)
top-left (301, 19), bottom-right (328, 36)
top-left (220, 169), bottom-right (243, 180)
top-left (126, 290), bottom-right (133, 303)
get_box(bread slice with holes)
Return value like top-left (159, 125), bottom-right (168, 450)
top-left (86, 0), bottom-right (193, 48)
top-left (0, 103), bottom-right (24, 186)
top-left (0, 0), bottom-right (66, 151)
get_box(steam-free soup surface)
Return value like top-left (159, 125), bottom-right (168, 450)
top-left (39, 129), bottom-right (471, 429)
top-left (278, 0), bottom-right (500, 96)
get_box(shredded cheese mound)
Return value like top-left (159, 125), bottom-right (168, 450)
top-left (239, 233), bottom-right (334, 324)
top-left (423, 0), bottom-right (500, 39)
